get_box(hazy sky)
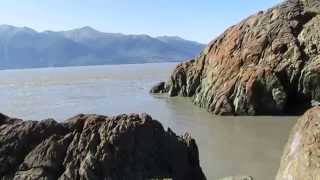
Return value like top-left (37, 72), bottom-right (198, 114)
top-left (0, 0), bottom-right (281, 43)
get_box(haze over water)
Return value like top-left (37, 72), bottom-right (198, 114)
top-left (0, 63), bottom-right (296, 179)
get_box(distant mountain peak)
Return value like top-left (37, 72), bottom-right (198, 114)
top-left (65, 26), bottom-right (101, 35)
top-left (156, 35), bottom-right (202, 45)
top-left (60, 26), bottom-right (104, 42)
top-left (0, 24), bottom-right (14, 29)
top-left (157, 35), bottom-right (184, 41)
top-left (77, 26), bottom-right (99, 33)
top-left (0, 24), bottom-right (37, 34)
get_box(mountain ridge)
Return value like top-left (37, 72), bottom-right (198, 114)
top-left (0, 25), bottom-right (205, 69)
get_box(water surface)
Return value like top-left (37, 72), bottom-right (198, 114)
top-left (0, 63), bottom-right (296, 180)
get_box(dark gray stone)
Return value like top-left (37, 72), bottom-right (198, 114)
top-left (0, 113), bottom-right (206, 180)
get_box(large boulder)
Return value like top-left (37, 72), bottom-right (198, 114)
top-left (151, 0), bottom-right (320, 115)
top-left (276, 107), bottom-right (320, 180)
top-left (0, 113), bottom-right (206, 180)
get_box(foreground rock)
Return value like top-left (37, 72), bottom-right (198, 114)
top-left (276, 107), bottom-right (320, 180)
top-left (151, 0), bottom-right (320, 115)
top-left (0, 113), bottom-right (206, 180)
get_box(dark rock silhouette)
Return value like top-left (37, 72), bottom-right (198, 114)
top-left (0, 113), bottom-right (206, 180)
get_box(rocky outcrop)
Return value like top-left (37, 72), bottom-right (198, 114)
top-left (151, 0), bottom-right (320, 115)
top-left (0, 113), bottom-right (206, 180)
top-left (276, 107), bottom-right (320, 180)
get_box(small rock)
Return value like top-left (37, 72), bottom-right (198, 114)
top-left (150, 81), bottom-right (166, 93)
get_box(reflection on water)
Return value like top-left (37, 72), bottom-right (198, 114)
top-left (0, 63), bottom-right (296, 180)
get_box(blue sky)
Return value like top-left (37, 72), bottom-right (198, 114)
top-left (0, 0), bottom-right (281, 43)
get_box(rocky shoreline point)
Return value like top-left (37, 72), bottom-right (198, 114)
top-left (0, 113), bottom-right (206, 180)
top-left (151, 0), bottom-right (320, 115)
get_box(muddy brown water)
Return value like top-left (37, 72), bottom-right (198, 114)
top-left (0, 63), bottom-right (296, 179)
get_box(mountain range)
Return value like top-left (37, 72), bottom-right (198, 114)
top-left (0, 25), bottom-right (205, 69)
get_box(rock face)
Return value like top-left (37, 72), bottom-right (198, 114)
top-left (151, 0), bottom-right (320, 115)
top-left (0, 113), bottom-right (206, 180)
top-left (276, 107), bottom-right (320, 180)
